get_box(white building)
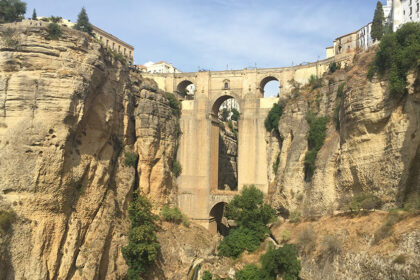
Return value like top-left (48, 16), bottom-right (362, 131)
top-left (392, 0), bottom-right (420, 31)
top-left (358, 22), bottom-right (374, 50)
top-left (144, 61), bottom-right (181, 74)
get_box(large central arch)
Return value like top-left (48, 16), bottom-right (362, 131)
top-left (260, 76), bottom-right (280, 97)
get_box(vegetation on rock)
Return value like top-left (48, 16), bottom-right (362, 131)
top-left (1, 28), bottom-right (20, 49)
top-left (160, 205), bottom-right (189, 227)
top-left (124, 151), bottom-right (138, 167)
top-left (348, 193), bottom-right (382, 212)
top-left (264, 103), bottom-right (284, 132)
top-left (371, 1), bottom-right (385, 42)
top-left (368, 22), bottom-right (420, 95)
top-left (272, 152), bottom-right (280, 174)
top-left (47, 22), bottom-right (62, 40)
top-left (234, 244), bottom-right (301, 280)
top-left (74, 7), bottom-right (93, 35)
top-left (171, 160), bottom-right (182, 177)
top-left (328, 61), bottom-right (339, 73)
top-left (0, 0), bottom-right (26, 23)
top-left (31, 8), bottom-right (37, 20)
top-left (165, 92), bottom-right (180, 116)
top-left (308, 75), bottom-right (322, 90)
top-left (231, 108), bottom-right (240, 121)
top-left (304, 112), bottom-right (329, 180)
top-left (122, 193), bottom-right (160, 280)
top-left (218, 185), bottom-right (276, 258)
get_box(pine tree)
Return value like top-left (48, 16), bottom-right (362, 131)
top-left (74, 7), bottom-right (93, 35)
top-left (32, 8), bottom-right (36, 20)
top-left (371, 1), bottom-right (385, 41)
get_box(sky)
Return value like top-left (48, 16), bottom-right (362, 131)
top-left (24, 0), bottom-right (383, 96)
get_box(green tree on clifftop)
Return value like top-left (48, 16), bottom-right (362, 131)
top-left (0, 0), bottom-right (27, 23)
top-left (371, 1), bottom-right (385, 41)
top-left (74, 7), bottom-right (93, 35)
top-left (31, 8), bottom-right (37, 20)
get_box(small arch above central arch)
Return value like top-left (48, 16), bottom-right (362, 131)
top-left (260, 76), bottom-right (280, 97)
top-left (176, 80), bottom-right (196, 96)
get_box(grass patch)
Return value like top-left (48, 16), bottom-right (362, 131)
top-left (373, 211), bottom-right (407, 244)
top-left (368, 22), bottom-right (420, 96)
top-left (289, 211), bottom-right (301, 223)
top-left (1, 28), bottom-right (20, 49)
top-left (308, 75), bottom-right (322, 90)
top-left (393, 254), bottom-right (408, 264)
top-left (321, 234), bottom-right (342, 256)
top-left (304, 112), bottom-right (329, 181)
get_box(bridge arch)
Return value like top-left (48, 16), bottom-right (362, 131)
top-left (211, 94), bottom-right (241, 117)
top-left (209, 202), bottom-right (228, 235)
top-left (176, 80), bottom-right (196, 96)
top-left (260, 76), bottom-right (280, 97)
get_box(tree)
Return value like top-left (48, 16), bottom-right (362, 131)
top-left (231, 108), bottom-right (240, 121)
top-left (74, 7), bottom-right (93, 35)
top-left (0, 0), bottom-right (27, 23)
top-left (371, 1), bottom-right (385, 41)
top-left (31, 8), bottom-right (36, 20)
top-left (221, 108), bottom-right (229, 121)
top-left (122, 193), bottom-right (160, 279)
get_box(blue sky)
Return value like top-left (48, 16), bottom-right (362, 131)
top-left (25, 0), bottom-right (383, 72)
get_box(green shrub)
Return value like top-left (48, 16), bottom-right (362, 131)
top-left (308, 75), bottom-right (322, 90)
top-left (334, 83), bottom-right (346, 131)
top-left (1, 28), bottom-right (19, 49)
top-left (264, 103), bottom-right (284, 132)
top-left (107, 48), bottom-right (127, 65)
top-left (171, 160), bottom-right (182, 178)
top-left (165, 92), bottom-right (180, 116)
top-left (203, 271), bottom-right (213, 280)
top-left (348, 193), bottom-right (382, 212)
top-left (298, 225), bottom-right (317, 254)
top-left (368, 22), bottom-right (420, 96)
top-left (296, 193), bottom-right (303, 202)
top-left (48, 16), bottom-right (62, 23)
top-left (0, 210), bottom-right (15, 233)
top-left (218, 185), bottom-right (276, 258)
top-left (235, 264), bottom-right (263, 280)
top-left (122, 193), bottom-right (160, 279)
top-left (47, 22), bottom-right (62, 40)
top-left (328, 61), bottom-right (339, 73)
top-left (161, 205), bottom-right (181, 222)
top-left (304, 112), bottom-right (329, 180)
top-left (124, 151), bottom-right (138, 167)
top-left (288, 79), bottom-right (301, 98)
top-left (260, 244), bottom-right (301, 280)
top-left (336, 83), bottom-right (346, 98)
top-left (221, 108), bottom-right (229, 121)
top-left (289, 211), bottom-right (301, 223)
top-left (272, 152), bottom-right (280, 174)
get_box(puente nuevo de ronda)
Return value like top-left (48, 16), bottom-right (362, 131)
top-left (143, 53), bottom-right (354, 232)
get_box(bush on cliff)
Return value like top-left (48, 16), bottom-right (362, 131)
top-left (218, 185), bottom-right (276, 258)
top-left (171, 160), bottom-right (182, 177)
top-left (160, 205), bottom-right (189, 227)
top-left (124, 151), bottom-right (138, 167)
top-left (264, 103), bottom-right (284, 132)
top-left (304, 112), bottom-right (329, 181)
top-left (166, 92), bottom-right (180, 116)
top-left (122, 193), bottom-right (160, 280)
top-left (368, 22), bottom-right (420, 96)
top-left (0, 210), bottom-right (15, 233)
top-left (47, 22), bottom-right (62, 40)
top-left (234, 244), bottom-right (301, 280)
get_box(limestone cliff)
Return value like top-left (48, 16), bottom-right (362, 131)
top-left (0, 23), bottom-right (179, 279)
top-left (268, 49), bottom-right (420, 216)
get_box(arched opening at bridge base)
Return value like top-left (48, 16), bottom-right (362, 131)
top-left (210, 95), bottom-right (240, 192)
top-left (209, 202), bottom-right (229, 235)
top-left (260, 76), bottom-right (280, 98)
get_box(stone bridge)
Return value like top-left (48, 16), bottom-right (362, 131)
top-left (144, 54), bottom-right (353, 233)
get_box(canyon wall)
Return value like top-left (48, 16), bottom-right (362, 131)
top-left (268, 49), bottom-right (420, 216)
top-left (0, 24), bottom-right (179, 279)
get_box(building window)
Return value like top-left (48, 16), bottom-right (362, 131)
top-left (417, 3), bottom-right (419, 12)
top-left (124, 48), bottom-right (126, 55)
top-left (112, 42), bottom-right (115, 50)
top-left (106, 40), bottom-right (109, 47)
top-left (118, 45), bottom-right (121, 52)
top-left (410, 7), bottom-right (413, 15)
top-left (129, 50), bottom-right (132, 56)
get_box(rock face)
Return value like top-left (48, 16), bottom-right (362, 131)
top-left (269, 49), bottom-right (420, 216)
top-left (0, 23), bottom-right (179, 279)
top-left (218, 124), bottom-right (238, 190)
